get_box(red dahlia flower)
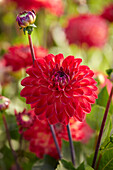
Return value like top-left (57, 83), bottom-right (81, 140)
top-left (23, 117), bottom-right (93, 159)
top-left (101, 4), bottom-right (113, 22)
top-left (9, 0), bottom-right (64, 16)
top-left (3, 45), bottom-right (48, 71)
top-left (65, 14), bottom-right (108, 47)
top-left (21, 54), bottom-right (97, 124)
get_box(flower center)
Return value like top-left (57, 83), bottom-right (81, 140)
top-left (52, 67), bottom-right (70, 90)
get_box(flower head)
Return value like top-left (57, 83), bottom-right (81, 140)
top-left (0, 96), bottom-right (10, 111)
top-left (21, 54), bottom-right (97, 125)
top-left (16, 10), bottom-right (36, 28)
top-left (23, 117), bottom-right (93, 159)
top-left (4, 45), bottom-right (48, 71)
top-left (15, 109), bottom-right (36, 133)
top-left (65, 14), bottom-right (108, 47)
top-left (101, 4), bottom-right (113, 22)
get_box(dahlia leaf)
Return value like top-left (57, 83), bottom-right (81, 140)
top-left (96, 86), bottom-right (113, 114)
top-left (62, 140), bottom-right (85, 168)
top-left (32, 155), bottom-right (57, 170)
top-left (96, 147), bottom-right (113, 170)
top-left (86, 105), bottom-right (110, 131)
top-left (56, 159), bottom-right (75, 170)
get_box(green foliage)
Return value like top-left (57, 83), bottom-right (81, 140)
top-left (32, 155), bottom-right (57, 170)
top-left (96, 86), bottom-right (113, 114)
top-left (56, 159), bottom-right (76, 170)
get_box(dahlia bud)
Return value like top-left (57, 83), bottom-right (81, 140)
top-left (16, 10), bottom-right (36, 34)
top-left (0, 96), bottom-right (10, 112)
top-left (106, 68), bottom-right (113, 82)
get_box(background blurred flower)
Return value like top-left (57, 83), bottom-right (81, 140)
top-left (101, 4), bottom-right (113, 22)
top-left (21, 54), bottom-right (97, 125)
top-left (15, 109), bottom-right (36, 133)
top-left (0, 59), bottom-right (12, 86)
top-left (65, 14), bottom-right (108, 47)
top-left (3, 45), bottom-right (48, 71)
top-left (23, 116), bottom-right (93, 159)
top-left (0, 96), bottom-right (10, 111)
top-left (9, 0), bottom-right (64, 16)
top-left (94, 71), bottom-right (112, 95)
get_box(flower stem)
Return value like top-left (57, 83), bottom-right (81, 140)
top-left (28, 34), bottom-right (35, 65)
top-left (67, 123), bottom-right (75, 166)
top-left (2, 114), bottom-right (21, 170)
top-left (49, 124), bottom-right (62, 159)
top-left (92, 86), bottom-right (113, 169)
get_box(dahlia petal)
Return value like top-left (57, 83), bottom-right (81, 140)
top-left (40, 87), bottom-right (50, 95)
top-left (21, 77), bottom-right (35, 86)
top-left (65, 104), bottom-right (75, 117)
top-left (35, 106), bottom-right (46, 115)
top-left (37, 111), bottom-right (46, 120)
top-left (80, 87), bottom-right (92, 96)
top-left (73, 58), bottom-right (82, 68)
top-left (55, 100), bottom-right (63, 114)
top-left (74, 106), bottom-right (86, 122)
top-left (79, 65), bottom-right (89, 71)
top-left (55, 54), bottom-right (64, 66)
top-left (47, 92), bottom-right (55, 105)
top-left (60, 95), bottom-right (68, 104)
top-left (26, 67), bottom-right (35, 76)
top-left (20, 86), bottom-right (34, 97)
top-left (57, 111), bottom-right (67, 123)
top-left (62, 55), bottom-right (74, 69)
top-left (35, 97), bottom-right (47, 108)
top-left (46, 105), bottom-right (54, 118)
top-left (73, 89), bottom-right (84, 96)
top-left (84, 96), bottom-right (96, 104)
top-left (35, 59), bottom-right (46, 73)
top-left (26, 96), bottom-right (40, 104)
top-left (88, 85), bottom-right (98, 91)
top-left (44, 54), bottom-right (55, 69)
top-left (48, 114), bottom-right (59, 124)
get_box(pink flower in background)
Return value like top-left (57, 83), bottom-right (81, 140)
top-left (94, 72), bottom-right (112, 95)
top-left (23, 116), bottom-right (93, 159)
top-left (21, 54), bottom-right (97, 125)
top-left (3, 45), bottom-right (48, 71)
top-left (9, 0), bottom-right (64, 16)
top-left (0, 59), bottom-right (12, 86)
top-left (65, 14), bottom-right (108, 47)
top-left (101, 4), bottom-right (113, 22)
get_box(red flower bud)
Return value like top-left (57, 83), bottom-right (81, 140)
top-left (0, 96), bottom-right (10, 111)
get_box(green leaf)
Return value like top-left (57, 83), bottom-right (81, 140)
top-left (32, 155), bottom-right (57, 170)
top-left (86, 105), bottom-right (110, 131)
top-left (62, 140), bottom-right (85, 168)
top-left (96, 87), bottom-right (113, 114)
top-left (56, 159), bottom-right (76, 170)
top-left (97, 147), bottom-right (113, 170)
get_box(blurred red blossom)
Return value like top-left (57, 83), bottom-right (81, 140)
top-left (15, 109), bottom-right (36, 133)
top-left (101, 4), bottom-right (113, 22)
top-left (22, 117), bottom-right (93, 159)
top-left (0, 59), bottom-right (12, 86)
top-left (65, 14), bottom-right (108, 47)
top-left (0, 96), bottom-right (10, 111)
top-left (9, 0), bottom-right (64, 16)
top-left (3, 45), bottom-right (48, 71)
top-left (20, 54), bottom-right (97, 125)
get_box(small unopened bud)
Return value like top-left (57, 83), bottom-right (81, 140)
top-left (0, 96), bottom-right (10, 111)
top-left (16, 10), bottom-right (36, 28)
